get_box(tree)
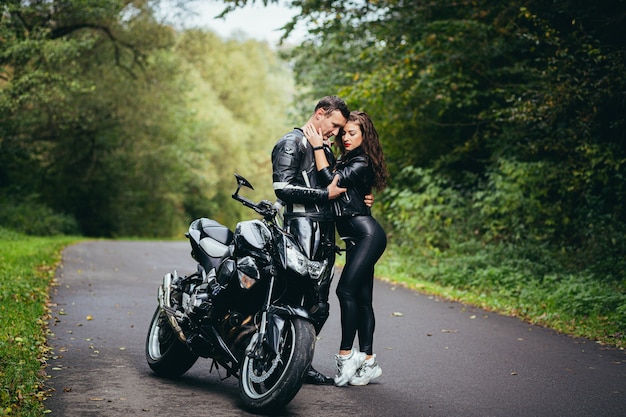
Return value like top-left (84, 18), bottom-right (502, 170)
top-left (1, 1), bottom-right (294, 236)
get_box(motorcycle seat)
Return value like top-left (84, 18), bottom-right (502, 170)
top-left (195, 218), bottom-right (234, 245)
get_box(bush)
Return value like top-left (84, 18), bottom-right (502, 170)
top-left (0, 196), bottom-right (79, 236)
top-left (382, 166), bottom-right (471, 250)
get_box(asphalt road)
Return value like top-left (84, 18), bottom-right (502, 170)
top-left (45, 240), bottom-right (625, 416)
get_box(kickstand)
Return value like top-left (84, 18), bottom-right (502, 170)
top-left (209, 359), bottom-right (237, 381)
top-left (209, 360), bottom-right (224, 380)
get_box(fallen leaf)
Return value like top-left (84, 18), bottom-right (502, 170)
top-left (90, 398), bottom-right (105, 401)
top-left (86, 315), bottom-right (93, 321)
top-left (392, 312), bottom-right (404, 317)
top-left (63, 387), bottom-right (72, 392)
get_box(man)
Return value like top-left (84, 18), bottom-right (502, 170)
top-left (271, 96), bottom-right (351, 384)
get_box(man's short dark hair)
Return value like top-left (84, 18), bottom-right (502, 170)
top-left (315, 96), bottom-right (350, 120)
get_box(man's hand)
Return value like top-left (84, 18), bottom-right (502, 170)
top-left (327, 175), bottom-right (346, 200)
top-left (364, 193), bottom-right (374, 208)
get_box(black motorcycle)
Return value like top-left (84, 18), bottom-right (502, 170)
top-left (145, 174), bottom-right (332, 412)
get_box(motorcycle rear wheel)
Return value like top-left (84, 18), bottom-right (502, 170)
top-left (145, 306), bottom-right (198, 377)
top-left (239, 317), bottom-right (316, 412)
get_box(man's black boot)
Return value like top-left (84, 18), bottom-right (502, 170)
top-left (305, 366), bottom-right (333, 385)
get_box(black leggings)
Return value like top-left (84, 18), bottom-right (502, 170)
top-left (335, 215), bottom-right (387, 355)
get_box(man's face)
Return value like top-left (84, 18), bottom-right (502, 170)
top-left (316, 109), bottom-right (347, 141)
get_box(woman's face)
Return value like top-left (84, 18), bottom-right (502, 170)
top-left (341, 121), bottom-right (363, 151)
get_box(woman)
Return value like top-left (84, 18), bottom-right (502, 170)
top-left (304, 111), bottom-right (389, 387)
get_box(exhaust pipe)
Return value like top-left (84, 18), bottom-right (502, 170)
top-left (158, 271), bottom-right (187, 344)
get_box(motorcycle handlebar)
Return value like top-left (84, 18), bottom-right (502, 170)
top-left (231, 193), bottom-right (277, 220)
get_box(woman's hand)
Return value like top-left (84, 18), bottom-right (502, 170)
top-left (303, 123), bottom-right (324, 148)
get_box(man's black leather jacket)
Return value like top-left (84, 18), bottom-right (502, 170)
top-left (272, 128), bottom-right (335, 221)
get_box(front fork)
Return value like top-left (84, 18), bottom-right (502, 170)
top-left (245, 274), bottom-right (312, 361)
top-left (245, 273), bottom-right (276, 360)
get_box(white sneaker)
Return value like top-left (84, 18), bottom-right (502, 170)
top-left (334, 349), bottom-right (366, 387)
top-left (349, 354), bottom-right (382, 386)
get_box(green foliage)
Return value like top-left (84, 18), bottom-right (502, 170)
top-left (0, 229), bottom-right (78, 416)
top-left (472, 159), bottom-right (567, 242)
top-left (0, 1), bottom-right (293, 237)
top-left (173, 30), bottom-right (294, 229)
top-left (383, 166), bottom-right (470, 251)
top-left (0, 195), bottom-right (79, 236)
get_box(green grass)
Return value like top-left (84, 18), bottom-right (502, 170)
top-left (0, 229), bottom-right (79, 416)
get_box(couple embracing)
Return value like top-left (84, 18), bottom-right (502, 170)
top-left (271, 96), bottom-right (389, 387)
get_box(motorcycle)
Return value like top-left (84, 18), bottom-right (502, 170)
top-left (145, 174), bottom-right (333, 412)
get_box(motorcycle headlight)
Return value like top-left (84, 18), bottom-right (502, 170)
top-left (307, 258), bottom-right (328, 281)
top-left (285, 243), bottom-right (308, 276)
top-left (285, 244), bottom-right (329, 280)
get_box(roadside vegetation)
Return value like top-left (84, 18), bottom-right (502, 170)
top-left (376, 244), bottom-right (626, 350)
top-left (0, 229), bottom-right (78, 416)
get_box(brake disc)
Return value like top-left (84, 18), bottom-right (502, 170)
top-left (248, 355), bottom-right (281, 383)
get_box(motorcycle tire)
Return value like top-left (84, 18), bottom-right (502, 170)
top-left (145, 306), bottom-right (198, 377)
top-left (239, 317), bottom-right (316, 413)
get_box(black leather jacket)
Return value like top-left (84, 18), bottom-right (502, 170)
top-left (272, 128), bottom-right (335, 221)
top-left (317, 147), bottom-right (374, 218)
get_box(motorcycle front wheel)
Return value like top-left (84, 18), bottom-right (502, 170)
top-left (145, 306), bottom-right (198, 377)
top-left (239, 317), bottom-right (316, 413)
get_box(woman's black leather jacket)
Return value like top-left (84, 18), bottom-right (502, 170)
top-left (317, 147), bottom-right (373, 218)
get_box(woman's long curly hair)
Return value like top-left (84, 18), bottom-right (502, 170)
top-left (336, 111), bottom-right (389, 191)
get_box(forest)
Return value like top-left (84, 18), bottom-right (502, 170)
top-left (1, 0), bottom-right (625, 344)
